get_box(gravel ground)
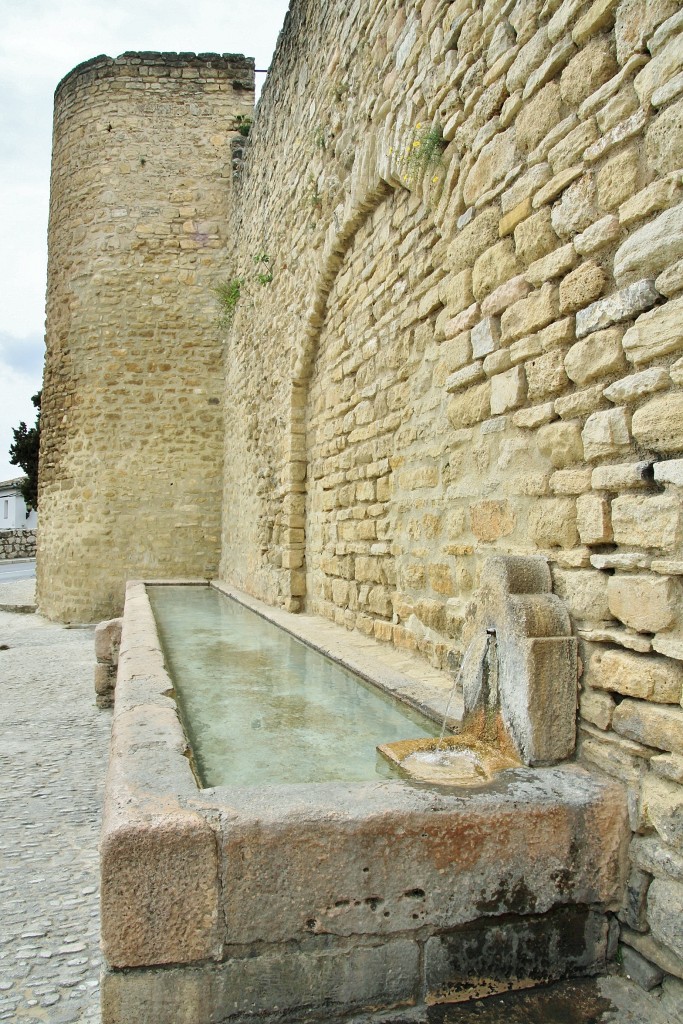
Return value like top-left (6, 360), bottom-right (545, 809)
top-left (0, 576), bottom-right (110, 1023)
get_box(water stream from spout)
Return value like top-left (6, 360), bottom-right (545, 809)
top-left (436, 629), bottom-right (495, 750)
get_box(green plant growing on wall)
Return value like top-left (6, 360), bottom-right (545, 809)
top-left (403, 122), bottom-right (446, 192)
top-left (312, 124), bottom-right (329, 151)
top-left (253, 252), bottom-right (273, 285)
top-left (235, 114), bottom-right (253, 137)
top-left (214, 277), bottom-right (244, 328)
top-left (305, 174), bottom-right (322, 209)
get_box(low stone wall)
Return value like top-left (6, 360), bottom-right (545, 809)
top-left (0, 529), bottom-right (36, 561)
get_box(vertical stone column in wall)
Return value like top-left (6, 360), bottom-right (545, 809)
top-left (39, 52), bottom-right (254, 622)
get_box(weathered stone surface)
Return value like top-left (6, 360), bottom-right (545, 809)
top-left (464, 128), bottom-right (519, 208)
top-left (513, 402), bottom-right (557, 429)
top-left (577, 493), bottom-right (612, 544)
top-left (575, 279), bottom-right (659, 338)
top-left (613, 700), bottom-right (683, 755)
top-left (533, 164), bottom-right (584, 209)
top-left (95, 617), bottom-right (123, 666)
top-left (526, 243), bottom-right (578, 287)
top-left (470, 499), bottom-right (516, 541)
top-left (499, 198), bottom-right (533, 237)
top-left (621, 925), bottom-right (683, 981)
top-left (471, 317), bottom-right (501, 358)
top-left (538, 420), bottom-right (585, 469)
top-left (526, 348), bottom-right (570, 401)
top-left (514, 209), bottom-right (560, 265)
top-left (501, 284), bottom-right (559, 343)
top-left (615, 0), bottom-right (680, 64)
top-left (654, 459), bottom-right (683, 486)
top-left (516, 84), bottom-right (563, 155)
top-left (572, 0), bottom-right (620, 45)
top-left (574, 215), bottom-right (621, 255)
top-left (631, 393), bottom-right (683, 453)
top-left (652, 752), bottom-right (683, 784)
top-left (631, 833), bottom-right (683, 882)
top-left (551, 174), bottom-right (599, 239)
top-left (445, 360), bottom-right (486, 392)
top-left (611, 494), bottom-right (681, 550)
top-left (619, 172), bottom-right (683, 228)
top-left (614, 202), bottom-right (683, 286)
top-left (603, 367), bottom-right (670, 404)
top-left (607, 574), bottom-right (678, 633)
top-left (447, 208), bottom-right (500, 274)
top-left (646, 98), bottom-right (683, 177)
top-left (564, 327), bottom-right (625, 385)
top-left (591, 461), bottom-right (652, 490)
top-left (490, 364), bottom-right (527, 415)
top-left (657, 258), bottom-right (683, 298)
top-left (590, 648), bottom-right (683, 703)
top-left (481, 274), bottom-right (531, 316)
top-left (560, 36), bottom-right (618, 107)
top-left (579, 626), bottom-right (652, 654)
top-left (555, 383), bottom-right (606, 420)
top-left (529, 498), bottom-right (578, 548)
top-left (582, 408), bottom-right (631, 461)
top-left (620, 944), bottom-right (664, 990)
top-left (653, 633), bottom-right (683, 663)
top-left (580, 686), bottom-right (615, 730)
top-left (551, 468), bottom-right (593, 494)
top-left (549, 120), bottom-right (600, 174)
top-left (635, 34), bottom-right (683, 106)
top-left (559, 260), bottom-right (608, 315)
top-left (648, 878), bottom-right (683, 961)
top-left (585, 109), bottom-right (651, 164)
top-left (619, 865), bottom-right (652, 933)
top-left (447, 380), bottom-right (491, 427)
top-left (439, 267), bottom-right (474, 313)
top-left (552, 566), bottom-right (610, 620)
top-left (623, 297), bottom-right (683, 365)
top-left (590, 553), bottom-right (651, 571)
top-left (101, 806), bottom-right (222, 968)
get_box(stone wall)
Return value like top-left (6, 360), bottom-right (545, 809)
top-left (222, 0), bottom-right (683, 995)
top-left (38, 52), bottom-right (254, 622)
top-left (0, 530), bottom-right (37, 560)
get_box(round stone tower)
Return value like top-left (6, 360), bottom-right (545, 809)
top-left (39, 52), bottom-right (254, 621)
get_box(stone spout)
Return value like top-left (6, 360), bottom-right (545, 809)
top-left (461, 555), bottom-right (578, 767)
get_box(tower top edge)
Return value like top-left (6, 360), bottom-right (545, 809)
top-left (55, 51), bottom-right (255, 98)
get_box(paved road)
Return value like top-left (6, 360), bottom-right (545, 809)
top-left (0, 599), bottom-right (110, 1023)
top-left (0, 559), bottom-right (36, 582)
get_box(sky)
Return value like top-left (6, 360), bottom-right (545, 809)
top-left (0, 0), bottom-right (290, 481)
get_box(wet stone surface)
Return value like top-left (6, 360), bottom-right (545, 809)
top-left (0, 591), bottom-right (110, 1023)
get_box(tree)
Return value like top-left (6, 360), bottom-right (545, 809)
top-left (9, 390), bottom-right (41, 512)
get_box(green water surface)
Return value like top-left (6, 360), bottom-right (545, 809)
top-left (147, 585), bottom-right (439, 787)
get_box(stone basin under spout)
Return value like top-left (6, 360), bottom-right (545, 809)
top-left (378, 555), bottom-right (578, 785)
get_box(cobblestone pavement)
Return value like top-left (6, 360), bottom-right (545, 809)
top-left (0, 581), bottom-right (110, 1023)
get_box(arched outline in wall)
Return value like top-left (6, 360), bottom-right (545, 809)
top-left (278, 119), bottom-right (452, 608)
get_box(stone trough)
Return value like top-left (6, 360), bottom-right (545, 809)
top-left (100, 560), bottom-right (630, 1024)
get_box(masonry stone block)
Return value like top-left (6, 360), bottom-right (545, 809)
top-left (577, 493), bottom-right (612, 545)
top-left (582, 408), bottom-right (631, 461)
top-left (490, 365), bottom-right (526, 415)
top-left (632, 393), bottom-right (683, 452)
top-left (607, 574), bottom-right (678, 633)
top-left (564, 327), bottom-right (625, 385)
top-left (611, 494), bottom-right (681, 550)
top-left (590, 649), bottom-right (683, 703)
